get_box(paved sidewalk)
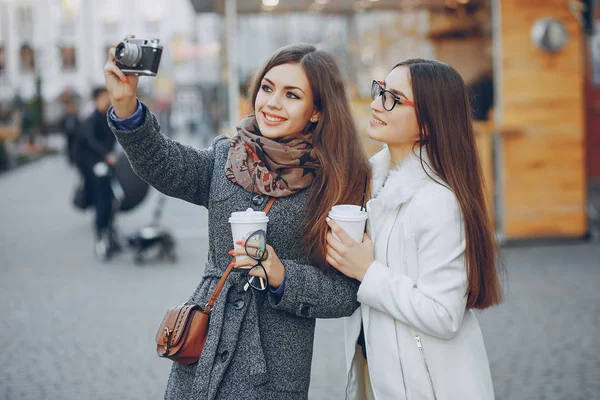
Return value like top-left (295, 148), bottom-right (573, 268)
top-left (478, 242), bottom-right (600, 400)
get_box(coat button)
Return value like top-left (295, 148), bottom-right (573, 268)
top-left (300, 304), bottom-right (311, 317)
top-left (220, 350), bottom-right (229, 362)
top-left (233, 299), bottom-right (245, 310)
top-left (252, 195), bottom-right (265, 207)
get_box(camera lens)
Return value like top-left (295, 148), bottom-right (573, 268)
top-left (115, 42), bottom-right (142, 67)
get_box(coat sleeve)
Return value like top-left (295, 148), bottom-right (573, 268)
top-left (267, 259), bottom-right (361, 319)
top-left (107, 102), bottom-right (226, 208)
top-left (357, 187), bottom-right (468, 340)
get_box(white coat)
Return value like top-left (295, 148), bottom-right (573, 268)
top-left (343, 146), bottom-right (495, 400)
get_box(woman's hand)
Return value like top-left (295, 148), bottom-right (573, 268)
top-left (230, 243), bottom-right (286, 289)
top-left (326, 219), bottom-right (374, 282)
top-left (105, 153), bottom-right (117, 166)
top-left (103, 35), bottom-right (139, 118)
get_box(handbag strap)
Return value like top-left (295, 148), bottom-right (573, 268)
top-left (203, 197), bottom-right (276, 313)
top-left (263, 197), bottom-right (276, 214)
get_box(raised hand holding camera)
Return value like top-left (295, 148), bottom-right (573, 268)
top-left (104, 35), bottom-right (139, 119)
top-left (104, 35), bottom-right (163, 119)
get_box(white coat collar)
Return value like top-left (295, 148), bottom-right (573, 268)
top-left (369, 145), bottom-right (442, 210)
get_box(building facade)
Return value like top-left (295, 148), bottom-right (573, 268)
top-left (0, 0), bottom-right (221, 123)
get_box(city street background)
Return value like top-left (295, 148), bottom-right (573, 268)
top-left (1, 136), bottom-right (599, 400)
top-left (1, 0), bottom-right (599, 399)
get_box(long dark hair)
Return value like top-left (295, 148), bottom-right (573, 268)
top-left (248, 44), bottom-right (371, 268)
top-left (394, 59), bottom-right (503, 309)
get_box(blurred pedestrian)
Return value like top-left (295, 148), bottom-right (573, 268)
top-left (104, 43), bottom-right (370, 399)
top-left (79, 87), bottom-right (118, 253)
top-left (328, 60), bottom-right (504, 400)
top-left (60, 99), bottom-right (80, 165)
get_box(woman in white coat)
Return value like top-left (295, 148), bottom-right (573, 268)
top-left (326, 59), bottom-right (504, 400)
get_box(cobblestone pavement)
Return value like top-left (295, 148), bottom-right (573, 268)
top-left (1, 152), bottom-right (599, 400)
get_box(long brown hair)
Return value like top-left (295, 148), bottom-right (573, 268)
top-left (394, 59), bottom-right (503, 309)
top-left (248, 44), bottom-right (371, 268)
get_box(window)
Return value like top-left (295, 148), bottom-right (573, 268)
top-left (19, 43), bottom-right (35, 73)
top-left (60, 47), bottom-right (77, 71)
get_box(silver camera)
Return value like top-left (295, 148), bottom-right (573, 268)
top-left (115, 38), bottom-right (163, 77)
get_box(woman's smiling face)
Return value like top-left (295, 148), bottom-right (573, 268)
top-left (367, 66), bottom-right (419, 147)
top-left (254, 63), bottom-right (319, 140)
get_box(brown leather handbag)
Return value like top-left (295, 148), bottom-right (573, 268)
top-left (155, 197), bottom-right (276, 365)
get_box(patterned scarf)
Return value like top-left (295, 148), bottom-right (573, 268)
top-left (225, 116), bottom-right (320, 198)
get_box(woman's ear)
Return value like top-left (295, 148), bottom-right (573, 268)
top-left (310, 111), bottom-right (320, 123)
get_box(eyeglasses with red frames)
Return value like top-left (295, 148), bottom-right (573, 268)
top-left (371, 80), bottom-right (414, 111)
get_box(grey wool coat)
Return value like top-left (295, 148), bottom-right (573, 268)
top-left (108, 103), bottom-right (360, 400)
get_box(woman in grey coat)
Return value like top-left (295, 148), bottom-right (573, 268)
top-left (103, 43), bottom-right (371, 400)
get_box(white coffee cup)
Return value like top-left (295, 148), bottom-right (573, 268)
top-left (328, 205), bottom-right (368, 243)
top-left (229, 208), bottom-right (269, 266)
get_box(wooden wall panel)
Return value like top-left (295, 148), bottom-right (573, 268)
top-left (502, 130), bottom-right (586, 236)
top-left (497, 0), bottom-right (587, 237)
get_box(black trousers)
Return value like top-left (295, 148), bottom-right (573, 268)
top-left (77, 166), bottom-right (95, 210)
top-left (90, 174), bottom-right (113, 236)
top-left (66, 135), bottom-right (77, 165)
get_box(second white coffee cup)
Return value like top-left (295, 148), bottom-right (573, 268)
top-left (328, 204), bottom-right (368, 243)
top-left (229, 208), bottom-right (269, 266)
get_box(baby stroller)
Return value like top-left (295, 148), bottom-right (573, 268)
top-left (92, 148), bottom-right (177, 264)
top-left (127, 194), bottom-right (177, 265)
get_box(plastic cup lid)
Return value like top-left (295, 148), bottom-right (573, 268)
top-left (229, 208), bottom-right (269, 223)
top-left (329, 204), bottom-right (368, 221)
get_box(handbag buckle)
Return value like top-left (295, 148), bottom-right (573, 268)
top-left (164, 327), bottom-right (172, 339)
top-left (161, 327), bottom-right (173, 357)
top-left (204, 302), bottom-right (213, 312)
